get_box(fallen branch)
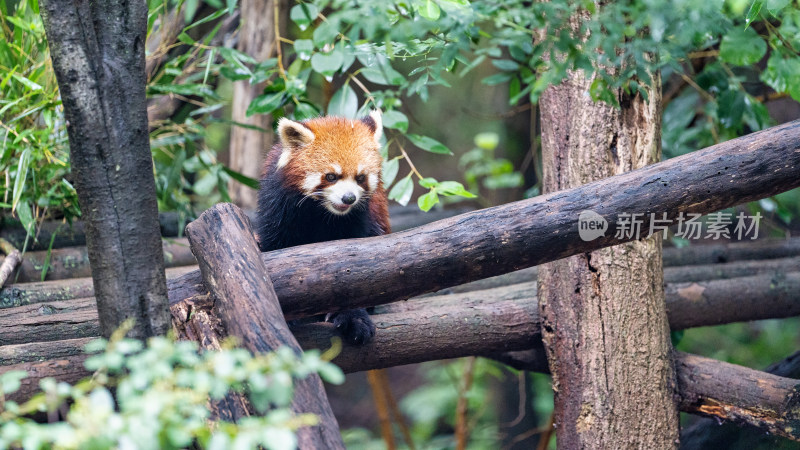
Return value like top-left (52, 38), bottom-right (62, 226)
top-left (168, 120), bottom-right (800, 319)
top-left (0, 238), bottom-right (22, 289)
top-left (185, 203), bottom-right (345, 448)
top-left (0, 238), bottom-right (196, 283)
top-left (0, 265), bottom-right (198, 309)
top-left (681, 350), bottom-right (800, 449)
top-left (4, 287), bottom-right (799, 441)
top-left (4, 271), bottom-right (799, 347)
top-left (662, 237), bottom-right (800, 267)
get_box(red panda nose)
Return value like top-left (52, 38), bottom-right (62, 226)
top-left (342, 193), bottom-right (357, 205)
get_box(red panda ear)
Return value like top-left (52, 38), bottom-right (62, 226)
top-left (277, 117), bottom-right (315, 150)
top-left (361, 109), bottom-right (383, 145)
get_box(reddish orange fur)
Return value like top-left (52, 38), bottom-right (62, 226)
top-left (260, 115), bottom-right (390, 233)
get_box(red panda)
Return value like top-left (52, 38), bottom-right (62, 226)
top-left (256, 110), bottom-right (390, 345)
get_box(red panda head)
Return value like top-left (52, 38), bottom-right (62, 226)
top-left (275, 110), bottom-right (384, 216)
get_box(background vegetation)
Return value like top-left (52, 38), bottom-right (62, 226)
top-left (1, 0), bottom-right (799, 448)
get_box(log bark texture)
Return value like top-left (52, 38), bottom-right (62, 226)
top-left (227, 0), bottom-right (285, 209)
top-left (0, 265), bottom-right (197, 309)
top-left (6, 271), bottom-right (799, 348)
top-left (681, 351), bottom-right (800, 449)
top-left (39, 0), bottom-right (169, 339)
top-left (675, 352), bottom-right (800, 441)
top-left (538, 68), bottom-right (679, 446)
top-left (5, 284), bottom-right (799, 441)
top-left (0, 239), bottom-right (195, 283)
top-left (164, 119), bottom-right (800, 320)
top-left (185, 203), bottom-right (345, 449)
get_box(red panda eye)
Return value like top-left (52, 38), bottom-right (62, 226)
top-left (356, 174), bottom-right (366, 183)
top-left (325, 173), bottom-right (337, 182)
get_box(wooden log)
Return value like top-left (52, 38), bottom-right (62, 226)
top-left (0, 337), bottom-right (92, 366)
top-left (4, 270), bottom-right (799, 347)
top-left (681, 350), bottom-right (800, 449)
top-left (488, 349), bottom-right (800, 441)
top-left (185, 203), bottom-right (345, 449)
top-left (5, 287), bottom-right (798, 440)
top-left (167, 120), bottom-right (800, 319)
top-left (666, 272), bottom-right (800, 328)
top-left (0, 212), bottom-right (188, 251)
top-left (675, 352), bottom-right (800, 441)
top-left (663, 237), bottom-right (800, 267)
top-left (0, 265), bottom-right (198, 309)
top-left (440, 255), bottom-right (800, 295)
top-left (0, 238), bottom-right (196, 283)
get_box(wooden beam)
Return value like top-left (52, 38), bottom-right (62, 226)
top-left (166, 120), bottom-right (800, 319)
top-left (185, 203), bottom-right (345, 448)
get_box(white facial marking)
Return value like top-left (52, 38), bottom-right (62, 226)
top-left (276, 150), bottom-right (291, 170)
top-left (323, 179), bottom-right (363, 215)
top-left (331, 163), bottom-right (342, 175)
top-left (302, 172), bottom-right (322, 194)
top-left (357, 163), bottom-right (365, 173)
top-left (367, 173), bottom-right (378, 192)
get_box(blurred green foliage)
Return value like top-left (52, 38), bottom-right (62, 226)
top-left (0, 322), bottom-right (344, 450)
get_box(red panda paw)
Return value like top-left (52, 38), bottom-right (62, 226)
top-left (329, 309), bottom-right (376, 345)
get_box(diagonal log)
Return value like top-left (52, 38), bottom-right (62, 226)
top-left (168, 120), bottom-right (800, 319)
top-left (185, 203), bottom-right (345, 449)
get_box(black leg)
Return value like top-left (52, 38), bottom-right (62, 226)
top-left (327, 308), bottom-right (376, 345)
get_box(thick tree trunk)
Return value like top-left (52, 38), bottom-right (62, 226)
top-left (185, 204), bottom-right (345, 448)
top-left (227, 0), bottom-right (285, 209)
top-left (39, 0), bottom-right (170, 339)
top-left (538, 69), bottom-right (679, 447)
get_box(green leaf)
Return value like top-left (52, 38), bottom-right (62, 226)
top-left (294, 39), bottom-right (314, 61)
top-left (761, 55), bottom-right (800, 101)
top-left (474, 132), bottom-right (499, 150)
top-left (767, 0), bottom-right (791, 13)
top-left (149, 83), bottom-right (218, 98)
top-left (311, 50), bottom-right (344, 78)
top-left (406, 134), bottom-right (453, 155)
top-left (418, 189), bottom-right (440, 211)
top-left (246, 92), bottom-right (286, 117)
top-left (719, 27), bottom-right (766, 66)
top-left (745, 0), bottom-right (764, 28)
top-left (0, 370), bottom-right (27, 394)
top-left (419, 177), bottom-right (438, 188)
top-left (717, 89), bottom-right (746, 129)
top-left (290, 3), bottom-right (319, 31)
top-left (16, 200), bottom-right (34, 236)
top-left (12, 74), bottom-right (42, 91)
top-left (419, 0), bottom-right (441, 20)
top-left (12, 147), bottom-right (30, 211)
top-left (360, 66), bottom-right (406, 86)
top-left (382, 157), bottom-right (400, 187)
top-left (327, 84), bottom-right (358, 118)
top-left (293, 102), bottom-right (320, 121)
top-left (388, 175), bottom-right (414, 206)
top-left (226, 0), bottom-right (237, 15)
top-left (313, 22), bottom-right (339, 48)
top-left (436, 181), bottom-right (477, 198)
top-left (222, 166), bottom-right (259, 190)
top-left (482, 73), bottom-right (513, 86)
top-left (492, 59), bottom-right (520, 71)
top-left (382, 110), bottom-right (409, 133)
